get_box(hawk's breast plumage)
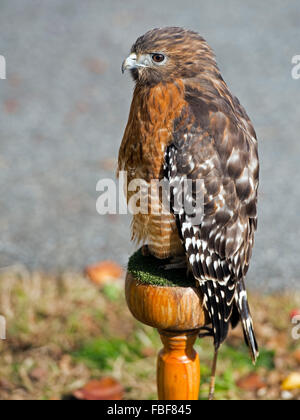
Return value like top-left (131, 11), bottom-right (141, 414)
top-left (118, 80), bottom-right (186, 258)
top-left (118, 27), bottom-right (259, 361)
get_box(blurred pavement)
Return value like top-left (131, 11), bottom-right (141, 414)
top-left (0, 0), bottom-right (300, 291)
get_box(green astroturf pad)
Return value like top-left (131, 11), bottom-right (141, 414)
top-left (127, 248), bottom-right (196, 288)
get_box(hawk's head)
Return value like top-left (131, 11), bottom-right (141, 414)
top-left (122, 27), bottom-right (217, 85)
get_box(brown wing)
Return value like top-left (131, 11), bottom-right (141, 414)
top-left (165, 92), bottom-right (259, 358)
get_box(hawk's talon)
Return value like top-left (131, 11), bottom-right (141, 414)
top-left (141, 245), bottom-right (150, 257)
top-left (162, 256), bottom-right (187, 271)
top-left (198, 326), bottom-right (214, 339)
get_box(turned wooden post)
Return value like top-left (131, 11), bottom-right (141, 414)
top-left (125, 270), bottom-right (208, 400)
top-left (157, 329), bottom-right (200, 400)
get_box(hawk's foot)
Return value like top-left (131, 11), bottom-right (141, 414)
top-left (141, 245), bottom-right (150, 257)
top-left (163, 256), bottom-right (187, 271)
top-left (198, 326), bottom-right (214, 339)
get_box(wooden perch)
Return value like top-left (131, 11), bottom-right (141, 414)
top-left (125, 249), bottom-right (209, 400)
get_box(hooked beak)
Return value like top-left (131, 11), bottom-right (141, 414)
top-left (122, 53), bottom-right (138, 74)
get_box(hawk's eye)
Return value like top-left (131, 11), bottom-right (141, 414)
top-left (151, 53), bottom-right (166, 64)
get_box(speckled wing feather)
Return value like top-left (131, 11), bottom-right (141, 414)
top-left (165, 88), bottom-right (259, 360)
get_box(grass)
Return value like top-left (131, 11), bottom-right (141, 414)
top-left (0, 264), bottom-right (299, 400)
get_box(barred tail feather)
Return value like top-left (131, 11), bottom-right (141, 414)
top-left (199, 278), bottom-right (235, 351)
top-left (235, 280), bottom-right (259, 364)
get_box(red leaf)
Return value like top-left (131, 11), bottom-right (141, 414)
top-left (236, 373), bottom-right (266, 391)
top-left (73, 378), bottom-right (124, 401)
top-left (85, 261), bottom-right (123, 285)
top-left (290, 309), bottom-right (300, 320)
top-left (293, 349), bottom-right (300, 364)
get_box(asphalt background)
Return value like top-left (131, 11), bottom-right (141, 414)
top-left (0, 0), bottom-right (299, 291)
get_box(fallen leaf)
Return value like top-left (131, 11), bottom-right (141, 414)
top-left (0, 379), bottom-right (13, 391)
top-left (30, 368), bottom-right (47, 381)
top-left (141, 347), bottom-right (156, 358)
top-left (73, 378), bottom-right (124, 400)
top-left (293, 349), bottom-right (300, 364)
top-left (289, 309), bottom-right (300, 320)
top-left (281, 373), bottom-right (300, 390)
top-left (236, 373), bottom-right (266, 391)
top-left (85, 261), bottom-right (123, 285)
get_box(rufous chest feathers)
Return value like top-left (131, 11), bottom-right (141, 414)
top-left (118, 79), bottom-right (187, 259)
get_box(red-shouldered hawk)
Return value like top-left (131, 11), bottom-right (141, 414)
top-left (118, 27), bottom-right (259, 393)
